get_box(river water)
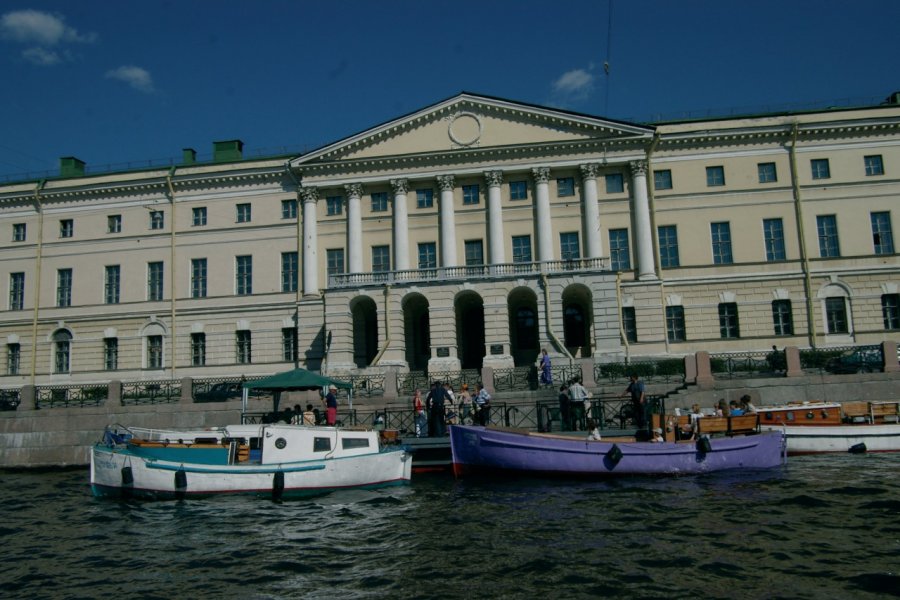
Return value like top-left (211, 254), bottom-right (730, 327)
top-left (2, 454), bottom-right (898, 600)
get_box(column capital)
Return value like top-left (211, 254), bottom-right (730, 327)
top-left (629, 160), bottom-right (648, 177)
top-left (344, 183), bottom-right (364, 199)
top-left (390, 178), bottom-right (409, 195)
top-left (484, 170), bottom-right (504, 188)
top-left (531, 166), bottom-right (551, 184)
top-left (580, 163), bottom-right (600, 180)
top-left (437, 174), bottom-right (455, 192)
top-left (299, 186), bottom-right (319, 204)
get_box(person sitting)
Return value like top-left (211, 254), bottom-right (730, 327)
top-left (740, 394), bottom-right (757, 413)
top-left (651, 427), bottom-right (664, 443)
top-left (302, 404), bottom-right (316, 426)
top-left (586, 418), bottom-right (601, 441)
top-left (716, 399), bottom-right (730, 417)
top-left (290, 404), bottom-right (303, 425)
top-left (729, 400), bottom-right (744, 416)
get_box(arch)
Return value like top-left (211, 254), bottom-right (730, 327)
top-left (817, 282), bottom-right (854, 335)
top-left (508, 287), bottom-right (539, 367)
top-left (402, 292), bottom-right (430, 371)
top-left (562, 283), bottom-right (593, 357)
top-left (455, 290), bottom-right (485, 370)
top-left (351, 295), bottom-right (379, 368)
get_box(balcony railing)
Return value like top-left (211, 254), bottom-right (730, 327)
top-left (328, 257), bottom-right (611, 288)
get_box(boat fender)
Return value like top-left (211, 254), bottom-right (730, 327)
top-left (273, 471), bottom-right (285, 501)
top-left (121, 466), bottom-right (134, 486)
top-left (606, 444), bottom-right (623, 466)
top-left (697, 436), bottom-right (712, 454)
top-left (848, 443), bottom-right (867, 454)
top-left (175, 469), bottom-right (187, 490)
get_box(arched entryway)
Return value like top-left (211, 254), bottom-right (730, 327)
top-left (508, 287), bottom-right (539, 367)
top-left (455, 291), bottom-right (485, 370)
top-left (351, 296), bottom-right (379, 368)
top-left (403, 293), bottom-right (430, 371)
top-left (562, 284), bottom-right (593, 357)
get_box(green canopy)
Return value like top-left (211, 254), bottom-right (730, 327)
top-left (243, 368), bottom-right (352, 391)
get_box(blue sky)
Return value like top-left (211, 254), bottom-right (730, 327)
top-left (1, 0), bottom-right (897, 181)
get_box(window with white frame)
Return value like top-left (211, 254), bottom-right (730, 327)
top-left (104, 338), bottom-right (118, 371)
top-left (372, 245), bottom-right (390, 272)
top-left (864, 155), bottom-right (884, 176)
top-left (772, 300), bottom-right (794, 336)
top-left (418, 242), bottom-right (437, 270)
top-left (557, 177), bottom-right (575, 197)
top-left (57, 268), bottom-right (72, 308)
top-left (281, 251), bottom-right (298, 293)
top-left (236, 203), bottom-right (251, 223)
top-left (666, 306), bottom-right (686, 342)
top-left (758, 162), bottom-right (777, 183)
top-left (327, 249), bottom-right (344, 276)
top-left (763, 218), bottom-right (786, 261)
top-left (871, 212), bottom-right (894, 255)
top-left (881, 294), bottom-right (900, 330)
top-left (9, 272), bottom-right (24, 311)
top-left (658, 225), bottom-right (680, 268)
top-left (107, 215), bottom-right (122, 234)
top-left (560, 232), bottom-right (580, 261)
top-left (13, 223), bottom-right (25, 242)
top-left (191, 258), bottom-right (207, 298)
top-left (464, 240), bottom-right (484, 266)
top-left (416, 189), bottom-right (433, 208)
top-left (609, 229), bottom-right (631, 271)
top-left (706, 166), bottom-right (725, 187)
top-left (7, 343), bottom-right (20, 375)
top-left (463, 184), bottom-right (480, 205)
top-left (605, 173), bottom-right (624, 194)
top-left (512, 235), bottom-right (532, 263)
top-left (282, 327), bottom-right (298, 362)
top-left (192, 207), bottom-right (207, 226)
top-left (236, 330), bottom-right (252, 364)
top-left (622, 307), bottom-right (637, 343)
top-left (718, 302), bottom-right (740, 338)
top-left (811, 159), bottom-right (830, 180)
top-left (816, 215), bottom-right (840, 257)
top-left (148, 262), bottom-right (164, 301)
top-left (371, 192), bottom-right (388, 212)
top-left (53, 330), bottom-right (71, 373)
top-left (281, 199), bottom-right (297, 219)
top-left (150, 210), bottom-right (164, 230)
top-left (509, 180), bottom-right (528, 201)
top-left (654, 169), bottom-right (673, 190)
top-left (147, 335), bottom-right (163, 369)
top-left (824, 297), bottom-right (848, 334)
top-left (191, 333), bottom-right (206, 366)
top-left (104, 265), bottom-right (120, 304)
top-left (236, 255), bottom-right (252, 295)
top-left (326, 196), bottom-right (343, 216)
top-left (60, 219), bottom-right (73, 238)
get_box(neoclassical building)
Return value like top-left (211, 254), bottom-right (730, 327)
top-left (1, 92), bottom-right (899, 386)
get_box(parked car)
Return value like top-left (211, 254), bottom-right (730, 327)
top-left (0, 390), bottom-right (21, 411)
top-left (825, 348), bottom-right (883, 374)
top-left (193, 382), bottom-right (243, 403)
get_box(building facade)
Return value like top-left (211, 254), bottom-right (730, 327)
top-left (1, 92), bottom-right (899, 387)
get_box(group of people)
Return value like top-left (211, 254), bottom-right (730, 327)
top-left (556, 377), bottom-right (591, 431)
top-left (712, 394), bottom-right (757, 417)
top-left (413, 381), bottom-right (492, 437)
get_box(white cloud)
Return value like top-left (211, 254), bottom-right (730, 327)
top-left (553, 68), bottom-right (595, 97)
top-left (0, 9), bottom-right (95, 45)
top-left (106, 65), bottom-right (156, 93)
top-left (22, 46), bottom-right (61, 66)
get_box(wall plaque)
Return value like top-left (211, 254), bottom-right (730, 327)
top-left (490, 344), bottom-right (504, 355)
top-left (436, 347), bottom-right (450, 358)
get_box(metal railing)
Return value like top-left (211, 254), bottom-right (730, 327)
top-left (709, 351), bottom-right (778, 379)
top-left (35, 385), bottom-right (106, 409)
top-left (121, 380), bottom-right (181, 405)
top-left (593, 358), bottom-right (686, 385)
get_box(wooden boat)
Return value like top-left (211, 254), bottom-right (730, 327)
top-left (90, 423), bottom-right (412, 499)
top-left (449, 415), bottom-right (785, 478)
top-left (756, 400), bottom-right (900, 454)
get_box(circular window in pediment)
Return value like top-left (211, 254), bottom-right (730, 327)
top-left (448, 112), bottom-right (482, 146)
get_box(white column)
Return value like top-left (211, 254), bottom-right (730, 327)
top-left (533, 167), bottom-right (554, 262)
top-left (345, 183), bottom-right (364, 273)
top-left (391, 178), bottom-right (410, 272)
top-left (437, 175), bottom-right (457, 267)
top-left (484, 170), bottom-right (505, 264)
top-left (630, 160), bottom-right (657, 280)
top-left (300, 186), bottom-right (319, 295)
top-left (580, 163), bottom-right (602, 259)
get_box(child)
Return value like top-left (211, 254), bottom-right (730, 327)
top-left (586, 418), bottom-right (601, 441)
top-left (652, 427), bottom-right (664, 443)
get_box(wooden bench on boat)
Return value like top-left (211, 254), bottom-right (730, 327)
top-left (842, 400), bottom-right (900, 424)
top-left (654, 414), bottom-right (759, 441)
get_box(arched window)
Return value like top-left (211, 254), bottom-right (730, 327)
top-left (53, 330), bottom-right (72, 373)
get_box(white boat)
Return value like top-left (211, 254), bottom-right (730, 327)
top-left (90, 423), bottom-right (412, 499)
top-left (756, 400), bottom-right (900, 454)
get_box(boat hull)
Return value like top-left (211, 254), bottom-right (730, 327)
top-left (449, 426), bottom-right (785, 477)
top-left (90, 445), bottom-right (412, 499)
top-left (759, 423), bottom-right (900, 454)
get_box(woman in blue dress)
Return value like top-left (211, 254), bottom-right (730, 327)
top-left (539, 349), bottom-right (552, 386)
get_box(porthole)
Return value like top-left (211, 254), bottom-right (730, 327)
top-left (275, 437), bottom-right (287, 449)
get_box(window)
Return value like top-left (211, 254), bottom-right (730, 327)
top-left (418, 242), bottom-right (437, 270)
top-left (342, 438), bottom-right (371, 450)
top-left (557, 177), bottom-right (575, 197)
top-left (147, 335), bottom-right (163, 369)
top-left (104, 265), bottom-right (120, 304)
top-left (816, 215), bottom-right (840, 257)
top-left (60, 219), bottom-right (73, 238)
top-left (9, 273), bottom-right (24, 310)
top-left (609, 229), bottom-right (631, 271)
top-left (281, 252), bottom-right (298, 293)
top-left (605, 173), bottom-right (624, 194)
top-left (281, 199), bottom-right (297, 219)
top-left (57, 268), bottom-right (72, 308)
top-left (666, 306), bottom-right (685, 342)
top-left (883, 294), bottom-right (900, 330)
top-left (706, 166), bottom-right (725, 187)
top-left (7, 343), bottom-right (20, 375)
top-left (326, 249), bottom-right (345, 276)
top-left (871, 212), bottom-right (894, 255)
top-left (658, 225), bottom-right (680, 268)
top-left (654, 169), bottom-right (672, 190)
top-left (12, 223), bottom-right (26, 242)
top-left (53, 331), bottom-right (71, 373)
top-left (622, 307), bottom-right (637, 343)
top-left (463, 184), bottom-right (480, 205)
top-left (416, 189), bottom-right (433, 209)
top-left (512, 235), bottom-right (532, 263)
top-left (282, 327), bottom-right (298, 362)
top-left (711, 222), bottom-right (733, 264)
top-left (811, 159), bottom-right (830, 180)
top-left (107, 215), bottom-right (122, 234)
top-left (509, 181), bottom-right (527, 201)
top-left (464, 240), bottom-right (484, 267)
top-left (191, 258), bottom-right (207, 298)
top-left (372, 245), bottom-right (390, 272)
top-left (763, 218), bottom-right (786, 261)
top-left (772, 300), bottom-right (794, 336)
top-left (236, 256), bottom-right (253, 295)
top-left (560, 232), bottom-right (580, 261)
top-left (825, 297), bottom-right (848, 334)
top-left (191, 333), bottom-right (206, 367)
top-left (148, 262), bottom-right (164, 301)
top-left (371, 192), bottom-right (388, 212)
top-left (192, 207), bottom-right (207, 226)
top-left (150, 210), bottom-right (164, 230)
top-left (104, 338), bottom-right (118, 371)
top-left (864, 155), bottom-right (884, 176)
top-left (326, 196), bottom-right (343, 216)
top-left (718, 302), bottom-right (740, 338)
top-left (236, 203), bottom-right (251, 223)
top-left (236, 330), bottom-right (252, 364)
top-left (758, 162), bottom-right (777, 183)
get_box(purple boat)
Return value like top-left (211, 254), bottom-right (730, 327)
top-left (450, 425), bottom-right (786, 478)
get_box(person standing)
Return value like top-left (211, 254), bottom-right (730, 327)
top-left (427, 380), bottom-right (447, 436)
top-left (557, 384), bottom-right (570, 431)
top-left (458, 384), bottom-right (473, 424)
top-left (324, 385), bottom-right (338, 426)
top-left (568, 377), bottom-right (587, 431)
top-left (412, 389), bottom-right (427, 438)
top-left (474, 382), bottom-right (491, 426)
top-left (539, 349), bottom-right (552, 387)
top-left (623, 374), bottom-right (646, 428)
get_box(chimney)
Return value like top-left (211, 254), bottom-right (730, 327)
top-left (182, 148), bottom-right (197, 165)
top-left (213, 139), bottom-right (244, 162)
top-left (60, 156), bottom-right (85, 178)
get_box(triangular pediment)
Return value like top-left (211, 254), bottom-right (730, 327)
top-left (292, 93), bottom-right (653, 167)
